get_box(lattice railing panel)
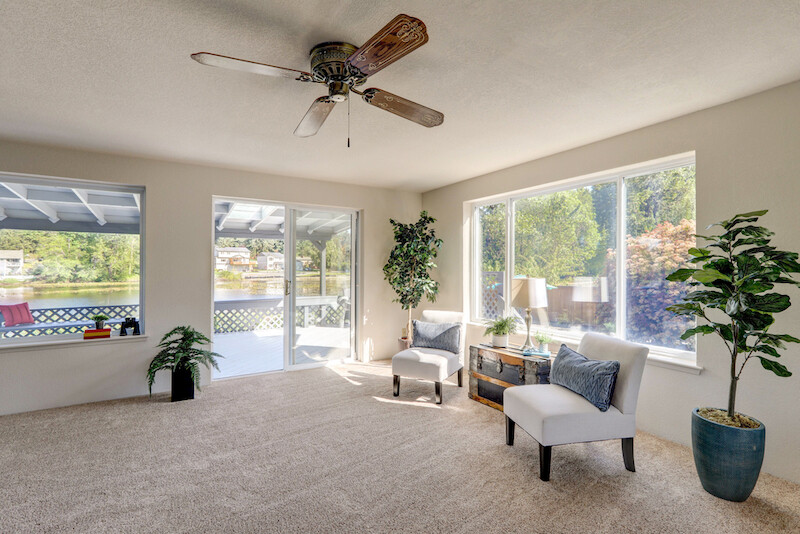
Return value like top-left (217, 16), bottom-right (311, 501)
top-left (214, 307), bottom-right (283, 333)
top-left (481, 271), bottom-right (504, 320)
top-left (214, 302), bottom-right (350, 333)
top-left (31, 305), bottom-right (139, 325)
top-left (2, 305), bottom-right (140, 338)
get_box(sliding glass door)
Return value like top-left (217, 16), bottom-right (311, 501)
top-left (213, 199), bottom-right (356, 378)
top-left (289, 208), bottom-right (355, 367)
top-left (213, 201), bottom-right (287, 378)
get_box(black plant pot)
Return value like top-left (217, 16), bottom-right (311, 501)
top-left (171, 366), bottom-right (195, 402)
top-left (691, 408), bottom-right (765, 502)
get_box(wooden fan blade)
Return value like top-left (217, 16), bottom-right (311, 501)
top-left (191, 52), bottom-right (314, 82)
top-left (346, 14), bottom-right (429, 76)
top-left (360, 88), bottom-right (443, 128)
top-left (294, 97), bottom-right (337, 137)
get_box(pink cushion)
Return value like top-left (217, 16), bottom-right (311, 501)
top-left (0, 302), bottom-right (35, 327)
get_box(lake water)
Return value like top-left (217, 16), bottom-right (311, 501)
top-left (0, 286), bottom-right (140, 308)
top-left (0, 275), bottom-right (350, 309)
top-left (215, 275), bottom-right (350, 301)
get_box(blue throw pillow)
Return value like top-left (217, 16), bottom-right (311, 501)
top-left (410, 320), bottom-right (461, 354)
top-left (550, 344), bottom-right (620, 412)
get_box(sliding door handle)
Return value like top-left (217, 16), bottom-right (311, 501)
top-left (284, 279), bottom-right (292, 296)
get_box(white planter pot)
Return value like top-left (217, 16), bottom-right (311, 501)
top-left (492, 334), bottom-right (508, 348)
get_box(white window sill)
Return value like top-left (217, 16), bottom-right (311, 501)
top-left (0, 334), bottom-right (149, 353)
top-left (467, 322), bottom-right (702, 375)
top-left (644, 352), bottom-right (702, 374)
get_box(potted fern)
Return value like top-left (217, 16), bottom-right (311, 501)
top-left (383, 211), bottom-right (443, 345)
top-left (666, 210), bottom-right (799, 501)
top-left (484, 316), bottom-right (518, 348)
top-left (147, 326), bottom-right (223, 402)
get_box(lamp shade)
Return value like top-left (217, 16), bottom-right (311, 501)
top-left (511, 277), bottom-right (548, 309)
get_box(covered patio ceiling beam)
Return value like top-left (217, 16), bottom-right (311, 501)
top-left (332, 221), bottom-right (351, 234)
top-left (278, 211), bottom-right (310, 234)
top-left (216, 202), bottom-right (237, 231)
top-left (249, 205), bottom-right (280, 233)
top-left (1, 182), bottom-right (60, 223)
top-left (72, 189), bottom-right (106, 226)
top-left (308, 214), bottom-right (347, 235)
top-left (10, 189), bottom-right (138, 208)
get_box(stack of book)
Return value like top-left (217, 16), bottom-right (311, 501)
top-left (84, 328), bottom-right (111, 340)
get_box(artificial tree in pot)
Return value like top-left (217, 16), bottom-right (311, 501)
top-left (383, 210), bottom-right (443, 343)
top-left (147, 326), bottom-right (223, 402)
top-left (666, 210), bottom-right (799, 502)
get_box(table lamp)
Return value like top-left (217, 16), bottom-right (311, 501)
top-left (511, 277), bottom-right (548, 352)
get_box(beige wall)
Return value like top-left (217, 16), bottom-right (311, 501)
top-left (422, 80), bottom-right (800, 484)
top-left (0, 140), bottom-right (421, 415)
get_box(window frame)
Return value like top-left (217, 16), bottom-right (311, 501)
top-left (470, 154), bottom-right (696, 360)
top-left (0, 172), bottom-right (145, 346)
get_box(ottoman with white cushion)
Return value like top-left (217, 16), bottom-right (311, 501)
top-left (391, 310), bottom-right (464, 404)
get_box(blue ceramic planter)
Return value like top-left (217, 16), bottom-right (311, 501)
top-left (691, 408), bottom-right (765, 502)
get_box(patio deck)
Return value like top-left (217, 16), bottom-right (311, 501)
top-left (212, 326), bottom-right (351, 379)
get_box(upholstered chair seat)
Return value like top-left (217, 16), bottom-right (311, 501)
top-left (391, 310), bottom-right (464, 404)
top-left (503, 333), bottom-right (648, 480)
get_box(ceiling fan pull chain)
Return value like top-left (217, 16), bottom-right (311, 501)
top-left (347, 94), bottom-right (351, 148)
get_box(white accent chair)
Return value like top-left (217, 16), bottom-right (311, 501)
top-left (503, 333), bottom-right (648, 481)
top-left (391, 310), bottom-right (465, 404)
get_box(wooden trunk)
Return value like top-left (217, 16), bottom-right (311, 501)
top-left (468, 345), bottom-right (551, 411)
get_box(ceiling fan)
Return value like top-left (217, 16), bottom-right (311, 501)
top-left (191, 14), bottom-right (444, 138)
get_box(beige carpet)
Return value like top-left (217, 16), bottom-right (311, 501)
top-left (1, 363), bottom-right (798, 533)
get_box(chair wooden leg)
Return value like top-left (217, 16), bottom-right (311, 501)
top-left (435, 381), bottom-right (442, 404)
top-left (457, 368), bottom-right (463, 387)
top-left (505, 416), bottom-right (515, 446)
top-left (393, 375), bottom-right (400, 397)
top-left (622, 437), bottom-right (635, 472)
top-left (539, 444), bottom-right (552, 481)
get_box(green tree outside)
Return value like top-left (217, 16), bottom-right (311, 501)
top-left (0, 230), bottom-right (139, 283)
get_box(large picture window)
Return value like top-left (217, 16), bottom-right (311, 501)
top-left (472, 158), bottom-right (696, 357)
top-left (0, 175), bottom-right (144, 343)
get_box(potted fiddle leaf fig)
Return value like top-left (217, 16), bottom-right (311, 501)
top-left (147, 326), bottom-right (223, 402)
top-left (484, 316), bottom-right (518, 348)
top-left (666, 210), bottom-right (799, 502)
top-left (383, 210), bottom-right (443, 344)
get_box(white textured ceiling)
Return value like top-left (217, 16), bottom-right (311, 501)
top-left (1, 1), bottom-right (800, 192)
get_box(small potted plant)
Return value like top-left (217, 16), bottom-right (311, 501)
top-left (534, 331), bottom-right (553, 352)
top-left (147, 326), bottom-right (223, 402)
top-left (666, 210), bottom-right (799, 502)
top-left (484, 316), bottom-right (518, 348)
top-left (91, 314), bottom-right (109, 329)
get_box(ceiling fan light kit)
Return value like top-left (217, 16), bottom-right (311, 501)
top-left (191, 14), bottom-right (444, 139)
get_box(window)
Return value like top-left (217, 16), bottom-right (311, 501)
top-left (624, 166), bottom-right (696, 352)
top-left (0, 175), bottom-right (144, 343)
top-left (513, 181), bottom-right (616, 334)
top-left (472, 158), bottom-right (696, 357)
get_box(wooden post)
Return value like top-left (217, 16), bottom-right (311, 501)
top-left (320, 247), bottom-right (326, 296)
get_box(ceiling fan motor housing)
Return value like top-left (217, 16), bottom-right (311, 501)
top-left (309, 41), bottom-right (366, 99)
